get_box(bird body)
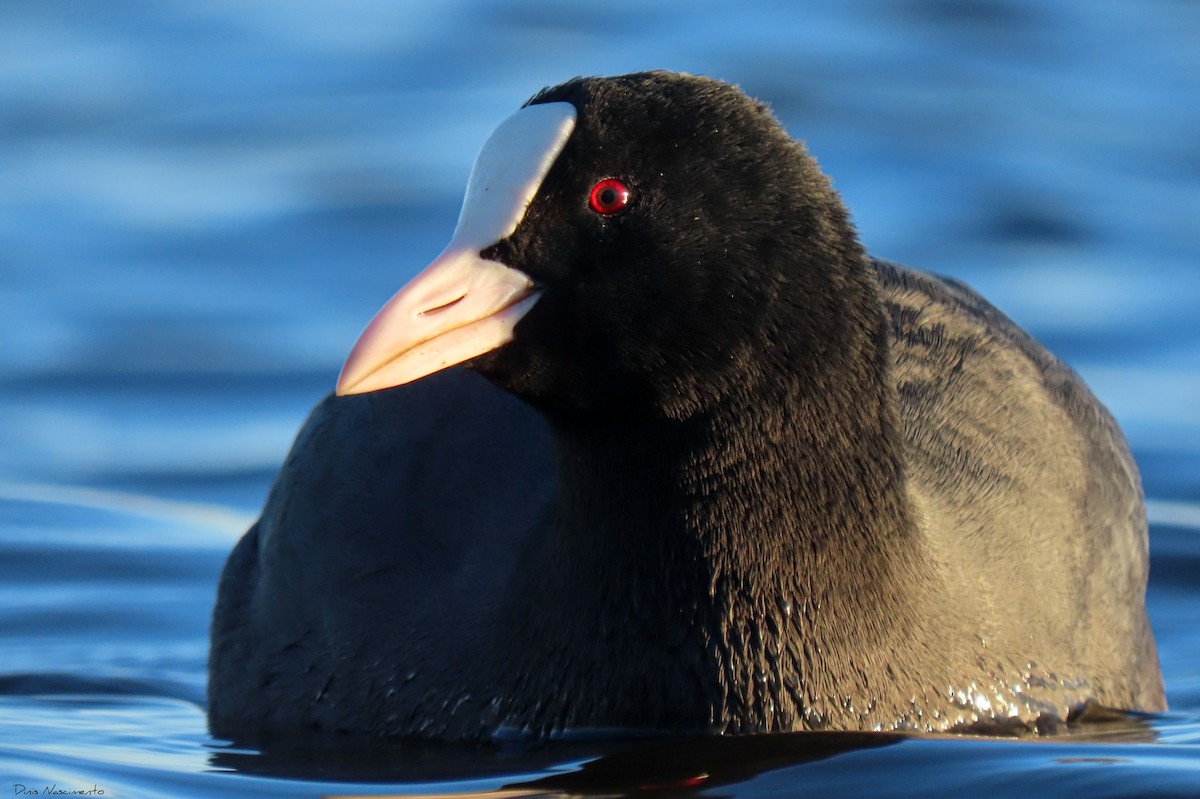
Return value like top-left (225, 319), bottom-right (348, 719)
top-left (208, 72), bottom-right (1164, 743)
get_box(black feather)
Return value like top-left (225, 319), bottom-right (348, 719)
top-left (208, 71), bottom-right (1164, 743)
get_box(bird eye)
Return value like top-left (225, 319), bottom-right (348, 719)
top-left (588, 178), bottom-right (631, 215)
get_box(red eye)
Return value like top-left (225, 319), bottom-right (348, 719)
top-left (588, 178), bottom-right (631, 215)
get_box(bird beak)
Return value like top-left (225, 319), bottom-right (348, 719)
top-left (336, 102), bottom-right (576, 396)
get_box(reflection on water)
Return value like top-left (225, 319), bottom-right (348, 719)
top-left (0, 0), bottom-right (1198, 796)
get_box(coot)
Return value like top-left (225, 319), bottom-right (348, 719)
top-left (208, 71), bottom-right (1165, 742)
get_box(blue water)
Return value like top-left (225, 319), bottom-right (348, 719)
top-left (2, 1), bottom-right (1198, 796)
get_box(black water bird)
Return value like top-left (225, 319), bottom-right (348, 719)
top-left (208, 71), bottom-right (1165, 742)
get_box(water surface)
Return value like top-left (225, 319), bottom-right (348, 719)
top-left (2, 1), bottom-right (1198, 796)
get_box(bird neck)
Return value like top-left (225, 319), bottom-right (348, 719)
top-left (503, 344), bottom-right (945, 733)
top-left (549, 362), bottom-right (927, 615)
